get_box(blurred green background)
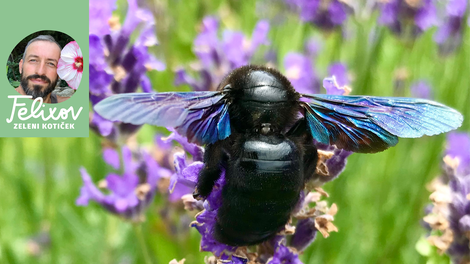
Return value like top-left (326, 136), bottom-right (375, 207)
top-left (1, 0), bottom-right (469, 263)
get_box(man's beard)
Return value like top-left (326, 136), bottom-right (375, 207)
top-left (20, 73), bottom-right (58, 99)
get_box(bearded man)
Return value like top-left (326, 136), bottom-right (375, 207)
top-left (15, 35), bottom-right (62, 103)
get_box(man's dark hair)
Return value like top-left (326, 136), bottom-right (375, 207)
top-left (22, 35), bottom-right (61, 60)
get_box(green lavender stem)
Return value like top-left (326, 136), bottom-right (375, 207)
top-left (134, 224), bottom-right (153, 264)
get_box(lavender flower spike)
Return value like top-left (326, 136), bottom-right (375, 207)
top-left (422, 132), bottom-right (470, 263)
top-left (175, 17), bottom-right (270, 92)
top-left (283, 38), bottom-right (323, 94)
top-left (410, 80), bottom-right (432, 99)
top-left (77, 147), bottom-right (169, 222)
top-left (89, 0), bottom-right (165, 141)
top-left (434, 0), bottom-right (468, 55)
top-left (267, 238), bottom-right (302, 264)
top-left (284, 52), bottom-right (319, 94)
top-left (378, 0), bottom-right (438, 39)
top-left (446, 132), bottom-right (470, 175)
top-left (284, 0), bottom-right (350, 31)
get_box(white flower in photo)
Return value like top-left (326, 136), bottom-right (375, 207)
top-left (57, 41), bottom-right (83, 90)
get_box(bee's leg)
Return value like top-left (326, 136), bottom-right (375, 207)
top-left (194, 141), bottom-right (227, 199)
top-left (286, 118), bottom-right (318, 182)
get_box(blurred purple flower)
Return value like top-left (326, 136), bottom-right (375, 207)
top-left (324, 62), bottom-right (351, 95)
top-left (88, 0), bottom-right (165, 141)
top-left (434, 0), bottom-right (468, 55)
top-left (284, 53), bottom-right (320, 94)
top-left (446, 132), bottom-right (470, 175)
top-left (153, 133), bottom-right (174, 169)
top-left (284, 38), bottom-right (323, 94)
top-left (77, 146), bottom-right (171, 222)
top-left (89, 0), bottom-right (117, 37)
top-left (89, 110), bottom-right (114, 137)
top-left (410, 80), bottom-right (432, 99)
top-left (284, 0), bottom-right (350, 31)
top-left (305, 37), bottom-right (322, 58)
top-left (103, 147), bottom-right (121, 170)
top-left (175, 17), bottom-right (270, 91)
top-left (378, 0), bottom-right (438, 38)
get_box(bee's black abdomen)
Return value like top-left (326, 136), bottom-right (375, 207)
top-left (215, 135), bottom-right (303, 246)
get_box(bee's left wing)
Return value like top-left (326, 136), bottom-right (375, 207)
top-left (300, 94), bottom-right (463, 153)
top-left (94, 92), bottom-right (231, 145)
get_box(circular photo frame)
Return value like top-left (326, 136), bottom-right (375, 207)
top-left (7, 30), bottom-right (83, 104)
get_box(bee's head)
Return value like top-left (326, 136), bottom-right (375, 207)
top-left (220, 65), bottom-right (300, 134)
top-left (218, 65), bottom-right (298, 100)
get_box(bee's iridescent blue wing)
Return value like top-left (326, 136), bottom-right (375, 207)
top-left (300, 94), bottom-right (463, 153)
top-left (94, 92), bottom-right (231, 145)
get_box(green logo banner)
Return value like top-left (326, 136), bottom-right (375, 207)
top-left (0, 0), bottom-right (89, 137)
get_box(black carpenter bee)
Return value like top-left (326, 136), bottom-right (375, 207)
top-left (95, 65), bottom-right (463, 246)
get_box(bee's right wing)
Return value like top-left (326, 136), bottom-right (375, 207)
top-left (94, 92), bottom-right (231, 145)
top-left (299, 94), bottom-right (463, 153)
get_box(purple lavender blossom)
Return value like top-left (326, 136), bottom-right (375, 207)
top-left (445, 132), bottom-right (470, 261)
top-left (304, 38), bottom-right (322, 58)
top-left (162, 129), bottom-right (204, 162)
top-left (434, 0), bottom-right (468, 55)
top-left (324, 62), bottom-right (351, 95)
top-left (328, 63), bottom-right (348, 86)
top-left (446, 132), bottom-right (470, 175)
top-left (267, 239), bottom-right (303, 264)
top-left (284, 0), bottom-right (350, 31)
top-left (283, 38), bottom-right (323, 94)
top-left (188, 169), bottom-right (237, 257)
top-left (168, 152), bottom-right (203, 202)
top-left (423, 132), bottom-right (470, 262)
top-left (168, 149), bottom-right (238, 258)
top-left (89, 0), bottom-right (165, 140)
top-left (410, 80), bottom-right (432, 99)
top-left (89, 0), bottom-right (116, 37)
top-left (378, 0), bottom-right (438, 38)
top-left (290, 218), bottom-right (317, 252)
top-left (103, 147), bottom-right (121, 170)
top-left (284, 53), bottom-right (319, 94)
top-left (313, 143), bottom-right (353, 184)
top-left (160, 131), bottom-right (206, 202)
top-left (175, 16), bottom-right (270, 91)
top-left (77, 146), bottom-right (171, 222)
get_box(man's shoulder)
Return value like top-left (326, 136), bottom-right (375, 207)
top-left (51, 87), bottom-right (74, 103)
